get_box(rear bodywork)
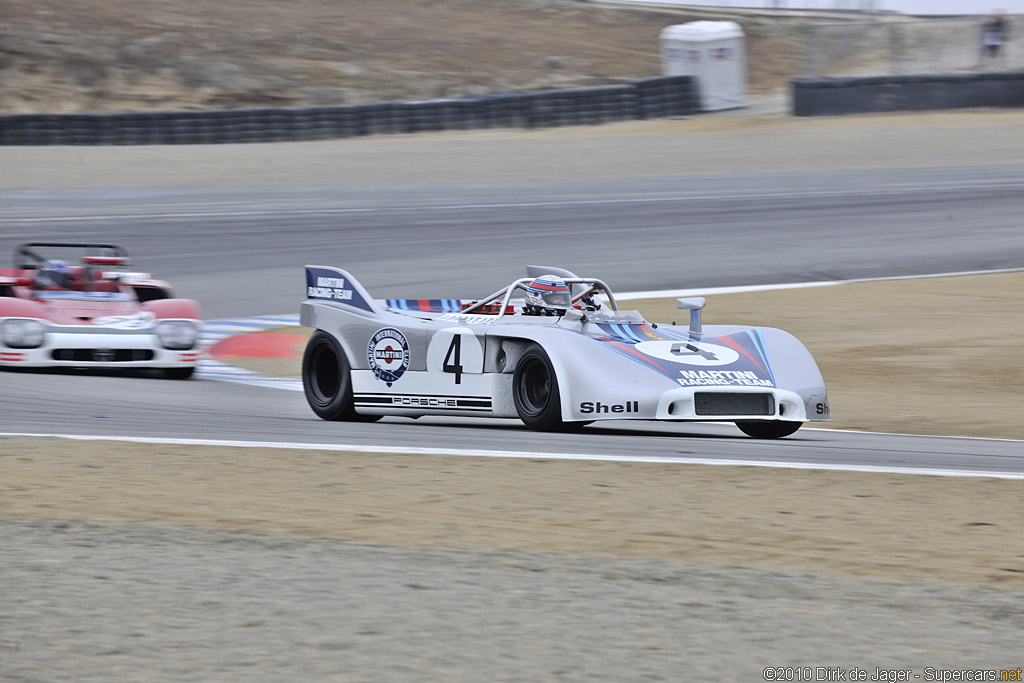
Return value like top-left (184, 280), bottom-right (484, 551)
top-left (300, 265), bottom-right (830, 429)
top-left (0, 242), bottom-right (202, 373)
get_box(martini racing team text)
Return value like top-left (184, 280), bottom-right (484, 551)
top-left (763, 667), bottom-right (1021, 681)
top-left (307, 276), bottom-right (353, 301)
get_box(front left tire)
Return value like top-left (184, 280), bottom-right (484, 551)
top-left (302, 330), bottom-right (379, 422)
top-left (162, 367), bottom-right (195, 380)
top-left (512, 345), bottom-right (584, 433)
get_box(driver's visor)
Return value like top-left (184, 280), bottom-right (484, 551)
top-left (530, 281), bottom-right (572, 308)
top-left (543, 291), bottom-right (572, 307)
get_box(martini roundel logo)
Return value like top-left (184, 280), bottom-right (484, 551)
top-left (368, 328), bottom-right (410, 386)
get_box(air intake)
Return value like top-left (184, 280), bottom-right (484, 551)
top-left (52, 349), bottom-right (154, 362)
top-left (694, 393), bottom-right (774, 416)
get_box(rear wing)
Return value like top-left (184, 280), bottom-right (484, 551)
top-left (303, 265), bottom-right (379, 314)
top-left (15, 242), bottom-right (130, 270)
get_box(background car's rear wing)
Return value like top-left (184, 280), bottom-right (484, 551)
top-left (15, 242), bottom-right (130, 270)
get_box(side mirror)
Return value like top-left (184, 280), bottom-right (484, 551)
top-left (563, 307), bottom-right (585, 321)
top-left (676, 297), bottom-right (706, 336)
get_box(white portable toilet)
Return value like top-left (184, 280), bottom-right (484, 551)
top-left (660, 21), bottom-right (747, 112)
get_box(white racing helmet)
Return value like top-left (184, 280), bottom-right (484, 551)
top-left (36, 259), bottom-right (73, 289)
top-left (523, 275), bottom-right (572, 316)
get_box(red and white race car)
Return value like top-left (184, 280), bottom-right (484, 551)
top-left (0, 242), bottom-right (202, 378)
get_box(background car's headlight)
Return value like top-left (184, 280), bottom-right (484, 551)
top-left (1, 319), bottom-right (47, 348)
top-left (155, 320), bottom-right (197, 350)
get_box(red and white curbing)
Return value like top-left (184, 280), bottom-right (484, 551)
top-left (198, 314), bottom-right (303, 390)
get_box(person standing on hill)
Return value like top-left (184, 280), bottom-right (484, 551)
top-left (980, 11), bottom-right (1010, 69)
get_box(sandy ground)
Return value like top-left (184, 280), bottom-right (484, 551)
top-left (2, 436), bottom-right (1022, 592)
top-left (222, 271), bottom-right (1024, 441)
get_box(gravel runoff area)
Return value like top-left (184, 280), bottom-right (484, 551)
top-left (2, 437), bottom-right (1023, 682)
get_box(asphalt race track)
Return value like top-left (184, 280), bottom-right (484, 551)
top-left (3, 166), bottom-right (1024, 318)
top-left (2, 164), bottom-right (1023, 472)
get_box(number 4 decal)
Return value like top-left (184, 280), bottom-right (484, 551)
top-left (428, 327), bottom-right (482, 382)
top-left (443, 334), bottom-right (464, 384)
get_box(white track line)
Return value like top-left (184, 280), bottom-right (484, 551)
top-left (614, 267), bottom-right (1024, 300)
top-left (804, 426), bottom-right (1024, 444)
top-left (2, 432), bottom-right (1021, 479)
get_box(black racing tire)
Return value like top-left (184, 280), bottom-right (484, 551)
top-left (162, 367), bottom-right (195, 380)
top-left (302, 330), bottom-right (378, 422)
top-left (512, 346), bottom-right (583, 432)
top-left (735, 420), bottom-right (803, 439)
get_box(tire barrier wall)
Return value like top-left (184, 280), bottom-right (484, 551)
top-left (0, 76), bottom-right (699, 146)
top-left (792, 71), bottom-right (1024, 117)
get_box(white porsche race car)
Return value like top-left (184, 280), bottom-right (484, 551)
top-left (299, 264), bottom-right (830, 438)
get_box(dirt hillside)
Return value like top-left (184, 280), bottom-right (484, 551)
top-left (0, 0), bottom-right (805, 114)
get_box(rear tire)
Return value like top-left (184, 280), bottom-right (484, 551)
top-left (736, 420), bottom-right (802, 439)
top-left (302, 330), bottom-right (378, 422)
top-left (512, 346), bottom-right (582, 432)
top-left (162, 367), bottom-right (195, 380)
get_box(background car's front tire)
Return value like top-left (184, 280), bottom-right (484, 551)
top-left (302, 330), bottom-right (378, 422)
top-left (735, 420), bottom-right (802, 439)
top-left (162, 367), bottom-right (195, 380)
top-left (513, 345), bottom-right (584, 432)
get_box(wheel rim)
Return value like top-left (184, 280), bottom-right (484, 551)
top-left (517, 357), bottom-right (551, 417)
top-left (308, 340), bottom-right (340, 406)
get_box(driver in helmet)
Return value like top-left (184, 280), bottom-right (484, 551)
top-left (523, 275), bottom-right (573, 316)
top-left (35, 259), bottom-right (74, 290)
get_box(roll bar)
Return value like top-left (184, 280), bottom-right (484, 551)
top-left (15, 242), bottom-right (130, 269)
top-left (460, 277), bottom-right (618, 320)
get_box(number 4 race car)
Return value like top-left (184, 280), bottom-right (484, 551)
top-left (0, 242), bottom-right (202, 379)
top-left (300, 265), bottom-right (830, 438)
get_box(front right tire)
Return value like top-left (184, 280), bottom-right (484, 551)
top-left (302, 330), bottom-right (378, 422)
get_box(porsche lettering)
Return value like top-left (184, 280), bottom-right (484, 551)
top-left (392, 396), bottom-right (459, 407)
